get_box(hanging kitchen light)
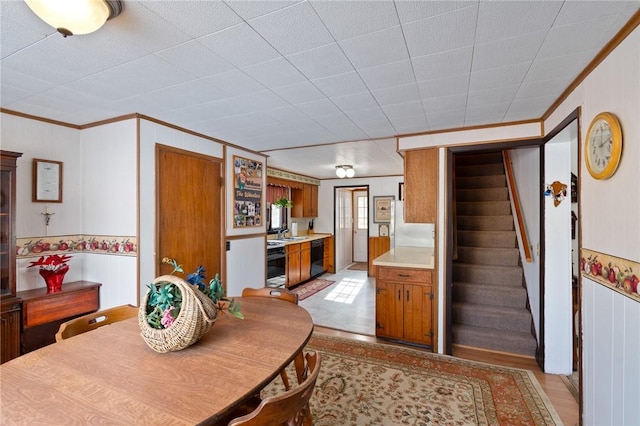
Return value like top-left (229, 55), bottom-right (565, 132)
top-left (25, 0), bottom-right (123, 37)
top-left (335, 165), bottom-right (355, 178)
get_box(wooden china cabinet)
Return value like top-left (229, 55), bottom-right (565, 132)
top-left (1, 151), bottom-right (22, 364)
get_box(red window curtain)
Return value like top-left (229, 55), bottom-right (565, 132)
top-left (267, 185), bottom-right (288, 203)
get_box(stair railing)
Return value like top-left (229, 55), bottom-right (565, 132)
top-left (502, 151), bottom-right (533, 263)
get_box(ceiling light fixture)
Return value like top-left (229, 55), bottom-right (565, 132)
top-left (335, 165), bottom-right (355, 178)
top-left (25, 0), bottom-right (123, 37)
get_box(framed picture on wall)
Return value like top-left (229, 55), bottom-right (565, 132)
top-left (373, 195), bottom-right (394, 223)
top-left (33, 158), bottom-right (63, 202)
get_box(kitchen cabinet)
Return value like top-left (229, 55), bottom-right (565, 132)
top-left (323, 236), bottom-right (334, 274)
top-left (18, 281), bottom-right (101, 353)
top-left (291, 184), bottom-right (318, 218)
top-left (1, 150), bottom-right (22, 364)
top-left (368, 236), bottom-right (390, 277)
top-left (404, 148), bottom-right (438, 223)
top-left (286, 241), bottom-right (311, 288)
top-left (375, 266), bottom-right (433, 347)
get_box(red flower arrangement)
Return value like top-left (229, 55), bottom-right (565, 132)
top-left (27, 254), bottom-right (72, 292)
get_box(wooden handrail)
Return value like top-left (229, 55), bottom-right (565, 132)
top-left (503, 151), bottom-right (533, 263)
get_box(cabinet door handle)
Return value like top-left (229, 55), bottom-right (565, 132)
top-left (406, 290), bottom-right (410, 302)
top-left (398, 273), bottom-right (411, 278)
top-left (397, 290), bottom-right (401, 301)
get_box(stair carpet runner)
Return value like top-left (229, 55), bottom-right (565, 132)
top-left (451, 151), bottom-right (537, 356)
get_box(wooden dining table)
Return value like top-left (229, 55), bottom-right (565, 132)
top-left (1, 297), bottom-right (314, 425)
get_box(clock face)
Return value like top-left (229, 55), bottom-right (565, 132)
top-left (587, 118), bottom-right (612, 174)
top-left (585, 112), bottom-right (622, 180)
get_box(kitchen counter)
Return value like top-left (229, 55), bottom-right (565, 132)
top-left (372, 246), bottom-right (435, 269)
top-left (267, 233), bottom-right (331, 246)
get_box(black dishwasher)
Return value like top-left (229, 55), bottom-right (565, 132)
top-left (310, 239), bottom-right (325, 278)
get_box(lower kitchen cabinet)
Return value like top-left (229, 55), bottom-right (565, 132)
top-left (1, 299), bottom-right (21, 364)
top-left (375, 266), bottom-right (433, 347)
top-left (286, 242), bottom-right (311, 288)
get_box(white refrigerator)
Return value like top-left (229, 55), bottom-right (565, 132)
top-left (389, 201), bottom-right (435, 248)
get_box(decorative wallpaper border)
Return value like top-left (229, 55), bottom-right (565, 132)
top-left (267, 168), bottom-right (320, 186)
top-left (16, 235), bottom-right (137, 259)
top-left (580, 248), bottom-right (639, 303)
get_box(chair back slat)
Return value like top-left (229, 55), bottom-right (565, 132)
top-left (241, 287), bottom-right (298, 305)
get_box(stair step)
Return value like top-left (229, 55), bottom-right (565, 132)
top-left (457, 215), bottom-right (514, 231)
top-left (455, 246), bottom-right (520, 266)
top-left (455, 152), bottom-right (503, 167)
top-left (453, 282), bottom-right (527, 308)
top-left (456, 163), bottom-right (504, 177)
top-left (452, 303), bottom-right (531, 332)
top-left (453, 263), bottom-right (523, 286)
top-left (456, 187), bottom-right (508, 202)
top-left (456, 175), bottom-right (506, 189)
top-left (457, 201), bottom-right (511, 216)
top-left (457, 230), bottom-right (516, 248)
top-left (452, 324), bottom-right (537, 356)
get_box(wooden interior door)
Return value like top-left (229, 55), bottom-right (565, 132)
top-left (157, 145), bottom-right (222, 282)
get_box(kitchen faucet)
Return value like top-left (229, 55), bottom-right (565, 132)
top-left (277, 228), bottom-right (287, 239)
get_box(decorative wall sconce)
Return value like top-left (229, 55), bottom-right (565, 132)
top-left (25, 0), bottom-right (123, 37)
top-left (335, 165), bottom-right (355, 178)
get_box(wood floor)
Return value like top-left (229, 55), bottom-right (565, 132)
top-left (315, 326), bottom-right (580, 426)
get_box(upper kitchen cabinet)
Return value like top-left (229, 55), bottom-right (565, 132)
top-left (291, 184), bottom-right (318, 218)
top-left (404, 148), bottom-right (438, 223)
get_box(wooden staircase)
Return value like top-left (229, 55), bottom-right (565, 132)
top-left (451, 152), bottom-right (537, 356)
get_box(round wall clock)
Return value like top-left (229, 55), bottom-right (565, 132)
top-left (585, 112), bottom-right (623, 180)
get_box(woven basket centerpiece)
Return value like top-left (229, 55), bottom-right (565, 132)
top-left (139, 275), bottom-right (218, 353)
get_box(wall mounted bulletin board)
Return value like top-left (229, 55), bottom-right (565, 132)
top-left (33, 158), bottom-right (63, 202)
top-left (232, 155), bottom-right (263, 228)
top-left (373, 195), bottom-right (394, 223)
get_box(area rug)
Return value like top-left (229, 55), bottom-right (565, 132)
top-left (347, 262), bottom-right (368, 271)
top-left (263, 333), bottom-right (562, 425)
top-left (289, 279), bottom-right (335, 301)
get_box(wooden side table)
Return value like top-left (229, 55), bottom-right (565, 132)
top-left (17, 281), bottom-right (101, 354)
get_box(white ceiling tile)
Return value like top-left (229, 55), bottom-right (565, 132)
top-left (465, 103), bottom-right (510, 124)
top-left (0, 68), bottom-right (56, 95)
top-left (0, 11), bottom-right (50, 59)
top-left (262, 105), bottom-right (311, 124)
top-left (144, 80), bottom-right (229, 107)
top-left (389, 113), bottom-right (428, 130)
top-left (381, 101), bottom-right (425, 120)
top-left (226, 90), bottom-right (290, 114)
top-left (272, 81), bottom-right (326, 104)
top-left (330, 92), bottom-right (378, 112)
top-left (475, 2), bottom-right (561, 43)
top-left (225, 1), bottom-right (302, 21)
top-left (310, 0), bottom-right (400, 41)
top-left (346, 107), bottom-right (390, 125)
top-left (396, 1), bottom-right (477, 24)
top-left (338, 26), bottom-right (409, 69)
top-left (201, 70), bottom-right (266, 97)
top-left (372, 83), bottom-right (422, 106)
top-left (241, 57), bottom-right (307, 88)
top-left (423, 93), bottom-right (467, 114)
top-left (286, 43), bottom-right (354, 80)
top-left (313, 113), bottom-right (367, 137)
top-left (198, 23), bottom-right (280, 67)
top-left (525, 50), bottom-right (596, 82)
top-left (0, 84), bottom-right (30, 104)
top-left (295, 99), bottom-right (343, 117)
top-left (514, 77), bottom-right (572, 101)
top-left (554, 1), bottom-right (640, 27)
top-left (357, 60), bottom-right (416, 91)
top-left (312, 72), bottom-right (368, 98)
top-left (469, 63), bottom-right (530, 92)
top-left (505, 95), bottom-right (556, 121)
top-left (155, 41), bottom-right (236, 78)
top-left (412, 47), bottom-right (473, 82)
top-left (403, 6), bottom-right (477, 57)
top-left (248, 2), bottom-right (334, 55)
top-left (426, 109), bottom-right (466, 130)
top-left (467, 86), bottom-right (519, 108)
top-left (139, 1), bottom-right (242, 38)
top-left (472, 31), bottom-right (546, 72)
top-left (418, 74), bottom-right (470, 99)
top-left (537, 13), bottom-right (629, 59)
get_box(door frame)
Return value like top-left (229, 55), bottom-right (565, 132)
top-left (332, 184), bottom-right (369, 272)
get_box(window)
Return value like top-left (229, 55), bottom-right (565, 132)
top-left (356, 195), bottom-right (368, 229)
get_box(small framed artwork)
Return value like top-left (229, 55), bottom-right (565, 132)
top-left (379, 224), bottom-right (389, 237)
top-left (398, 182), bottom-right (404, 201)
top-left (373, 195), bottom-right (394, 223)
top-left (33, 158), bottom-right (63, 202)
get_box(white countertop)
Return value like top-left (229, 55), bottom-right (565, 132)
top-left (373, 246), bottom-right (435, 269)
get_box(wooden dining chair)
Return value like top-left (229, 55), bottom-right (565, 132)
top-left (55, 304), bottom-right (138, 342)
top-left (227, 351), bottom-right (321, 426)
top-left (241, 287), bottom-right (304, 390)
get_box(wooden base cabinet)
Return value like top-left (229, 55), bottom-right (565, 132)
top-left (375, 266), bottom-right (433, 347)
top-left (1, 299), bottom-right (21, 363)
top-left (286, 242), bottom-right (311, 288)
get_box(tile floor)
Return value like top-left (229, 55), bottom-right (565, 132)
top-left (299, 266), bottom-right (375, 336)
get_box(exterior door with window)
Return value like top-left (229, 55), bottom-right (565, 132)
top-left (353, 190), bottom-right (368, 262)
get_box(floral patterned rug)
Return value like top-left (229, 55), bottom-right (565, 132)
top-left (289, 278), bottom-right (335, 301)
top-left (262, 333), bottom-right (562, 425)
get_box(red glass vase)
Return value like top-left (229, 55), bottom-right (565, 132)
top-left (39, 264), bottom-right (69, 293)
